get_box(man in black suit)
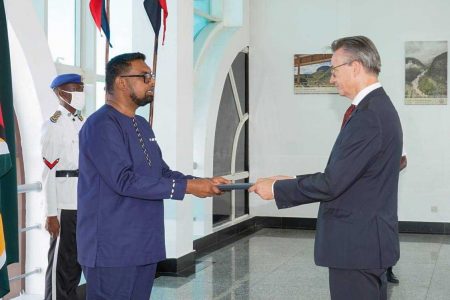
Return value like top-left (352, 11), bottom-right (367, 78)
top-left (250, 36), bottom-right (402, 300)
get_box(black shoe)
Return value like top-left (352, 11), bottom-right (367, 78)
top-left (387, 269), bottom-right (399, 284)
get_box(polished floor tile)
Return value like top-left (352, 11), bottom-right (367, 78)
top-left (151, 229), bottom-right (450, 300)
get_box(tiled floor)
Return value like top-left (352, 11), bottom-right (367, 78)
top-left (151, 229), bottom-right (450, 300)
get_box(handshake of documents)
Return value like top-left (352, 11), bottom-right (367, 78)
top-left (187, 175), bottom-right (293, 200)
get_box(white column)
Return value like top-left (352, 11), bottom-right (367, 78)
top-left (5, 0), bottom-right (57, 295)
top-left (132, 0), bottom-right (194, 259)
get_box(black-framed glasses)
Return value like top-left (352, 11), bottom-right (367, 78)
top-left (120, 72), bottom-right (155, 83)
top-left (330, 61), bottom-right (354, 76)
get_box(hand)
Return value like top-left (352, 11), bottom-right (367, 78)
top-left (400, 155), bottom-right (407, 171)
top-left (186, 178), bottom-right (223, 198)
top-left (248, 177), bottom-right (276, 200)
top-left (268, 175), bottom-right (294, 181)
top-left (45, 216), bottom-right (60, 238)
top-left (209, 176), bottom-right (231, 185)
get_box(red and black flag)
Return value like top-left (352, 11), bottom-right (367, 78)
top-left (143, 0), bottom-right (169, 125)
top-left (143, 0), bottom-right (168, 45)
top-left (89, 0), bottom-right (112, 47)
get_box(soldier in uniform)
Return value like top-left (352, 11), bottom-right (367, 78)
top-left (42, 74), bottom-right (85, 300)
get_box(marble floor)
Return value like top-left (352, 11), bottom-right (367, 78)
top-left (151, 228), bottom-right (450, 300)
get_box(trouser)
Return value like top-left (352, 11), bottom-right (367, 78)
top-left (81, 263), bottom-right (158, 300)
top-left (45, 210), bottom-right (82, 300)
top-left (329, 267), bottom-right (387, 300)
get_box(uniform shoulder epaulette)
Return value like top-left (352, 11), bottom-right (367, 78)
top-left (50, 110), bottom-right (62, 123)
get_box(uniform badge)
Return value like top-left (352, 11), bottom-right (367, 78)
top-left (50, 111), bottom-right (62, 123)
top-left (43, 158), bottom-right (60, 170)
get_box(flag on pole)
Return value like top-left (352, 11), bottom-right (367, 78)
top-left (143, 0), bottom-right (169, 125)
top-left (0, 113), bottom-right (13, 289)
top-left (89, 0), bottom-right (112, 47)
top-left (0, 213), bottom-right (10, 297)
top-left (0, 105), bottom-right (11, 175)
top-left (0, 0), bottom-right (19, 297)
top-left (143, 0), bottom-right (168, 45)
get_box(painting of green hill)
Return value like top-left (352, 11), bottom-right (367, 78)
top-left (405, 41), bottom-right (447, 105)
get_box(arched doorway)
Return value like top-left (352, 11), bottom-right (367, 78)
top-left (212, 51), bottom-right (249, 227)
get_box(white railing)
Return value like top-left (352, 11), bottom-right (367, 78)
top-left (17, 182), bottom-right (42, 194)
top-left (8, 182), bottom-right (43, 282)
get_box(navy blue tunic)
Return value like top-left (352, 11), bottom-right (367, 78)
top-left (77, 105), bottom-right (192, 267)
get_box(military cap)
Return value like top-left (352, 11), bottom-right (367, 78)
top-left (50, 73), bottom-right (83, 89)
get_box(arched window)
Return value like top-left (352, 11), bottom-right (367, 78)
top-left (212, 51), bottom-right (249, 226)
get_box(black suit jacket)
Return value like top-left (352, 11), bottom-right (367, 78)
top-left (274, 87), bottom-right (402, 269)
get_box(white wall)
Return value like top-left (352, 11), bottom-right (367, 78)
top-left (249, 0), bottom-right (450, 222)
top-left (5, 0), bottom-right (57, 294)
top-left (158, 0), bottom-right (196, 259)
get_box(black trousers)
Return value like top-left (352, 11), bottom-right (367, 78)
top-left (329, 267), bottom-right (387, 300)
top-left (45, 210), bottom-right (82, 300)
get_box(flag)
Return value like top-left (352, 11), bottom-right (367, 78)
top-left (0, 0), bottom-right (19, 297)
top-left (143, 0), bottom-right (168, 45)
top-left (0, 105), bottom-right (11, 175)
top-left (0, 214), bottom-right (10, 296)
top-left (89, 0), bottom-right (112, 47)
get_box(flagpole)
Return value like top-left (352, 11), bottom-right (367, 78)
top-left (105, 0), bottom-right (110, 65)
top-left (149, 35), bottom-right (159, 126)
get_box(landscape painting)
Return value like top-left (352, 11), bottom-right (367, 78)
top-left (405, 41), bottom-right (447, 105)
top-left (294, 54), bottom-right (337, 94)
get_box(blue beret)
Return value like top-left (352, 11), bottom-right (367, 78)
top-left (50, 73), bottom-right (83, 89)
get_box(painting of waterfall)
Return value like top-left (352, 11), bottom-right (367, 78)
top-left (405, 41), bottom-right (447, 105)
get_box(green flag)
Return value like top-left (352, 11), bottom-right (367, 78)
top-left (0, 0), bottom-right (19, 297)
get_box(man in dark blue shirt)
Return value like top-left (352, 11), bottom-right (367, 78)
top-left (77, 52), bottom-right (228, 299)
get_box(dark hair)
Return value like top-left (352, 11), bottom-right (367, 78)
top-left (105, 52), bottom-right (146, 94)
top-left (331, 36), bottom-right (381, 75)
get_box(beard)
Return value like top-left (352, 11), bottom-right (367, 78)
top-left (130, 91), bottom-right (153, 107)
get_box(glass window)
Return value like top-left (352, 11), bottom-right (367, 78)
top-left (212, 52), bottom-right (249, 226)
top-left (194, 16), bottom-right (210, 39)
top-left (232, 53), bottom-right (247, 113)
top-left (193, 0), bottom-right (211, 39)
top-left (47, 0), bottom-right (77, 65)
top-left (212, 191), bottom-right (231, 225)
top-left (235, 179), bottom-right (249, 218)
top-left (213, 76), bottom-right (239, 176)
top-left (194, 0), bottom-right (210, 14)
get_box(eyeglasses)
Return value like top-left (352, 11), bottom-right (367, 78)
top-left (330, 61), bottom-right (353, 76)
top-left (120, 72), bottom-right (155, 84)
